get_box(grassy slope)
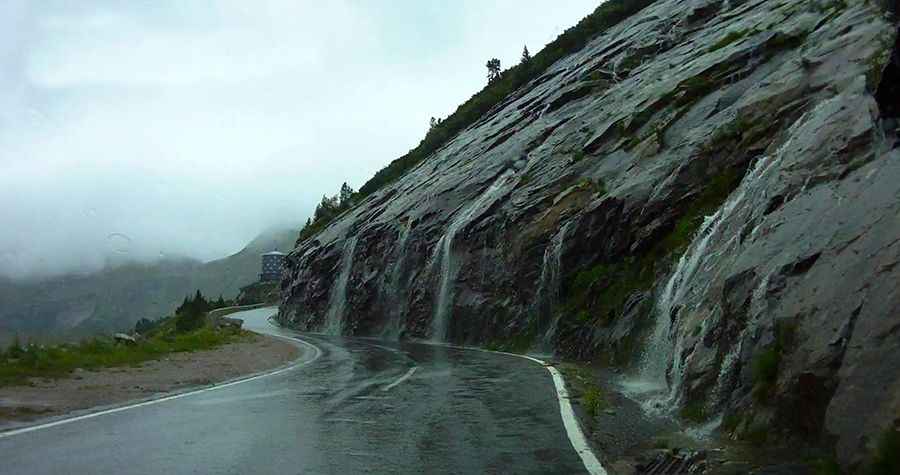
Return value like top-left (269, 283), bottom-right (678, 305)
top-left (0, 316), bottom-right (249, 387)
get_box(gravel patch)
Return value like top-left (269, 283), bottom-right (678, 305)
top-left (0, 333), bottom-right (299, 429)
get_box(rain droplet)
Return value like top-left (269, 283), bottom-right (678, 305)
top-left (107, 233), bottom-right (132, 254)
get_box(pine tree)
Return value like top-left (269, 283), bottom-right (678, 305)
top-left (175, 290), bottom-right (208, 333)
top-left (486, 58), bottom-right (502, 84)
top-left (521, 45), bottom-right (531, 64)
top-left (339, 182), bottom-right (355, 207)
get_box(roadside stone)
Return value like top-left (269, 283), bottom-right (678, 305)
top-left (113, 333), bottom-right (137, 345)
top-left (214, 317), bottom-right (244, 330)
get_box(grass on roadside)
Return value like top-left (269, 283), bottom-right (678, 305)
top-left (560, 364), bottom-right (608, 419)
top-left (0, 321), bottom-right (249, 388)
top-left (582, 385), bottom-right (607, 418)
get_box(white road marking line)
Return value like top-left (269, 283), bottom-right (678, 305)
top-left (429, 342), bottom-right (608, 475)
top-left (381, 366), bottom-right (418, 391)
top-left (368, 343), bottom-right (408, 355)
top-left (190, 388), bottom-right (296, 405)
top-left (0, 336), bottom-right (322, 440)
top-left (272, 313), bottom-right (604, 473)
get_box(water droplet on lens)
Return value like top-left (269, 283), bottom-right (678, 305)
top-left (107, 233), bottom-right (132, 254)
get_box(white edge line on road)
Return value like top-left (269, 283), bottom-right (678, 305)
top-left (0, 335), bottom-right (322, 440)
top-left (431, 342), bottom-right (607, 475)
top-left (381, 366), bottom-right (418, 391)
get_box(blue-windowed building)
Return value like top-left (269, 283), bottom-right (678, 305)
top-left (260, 251), bottom-right (286, 282)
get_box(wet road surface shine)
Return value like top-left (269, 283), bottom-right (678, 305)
top-left (1, 308), bottom-right (587, 474)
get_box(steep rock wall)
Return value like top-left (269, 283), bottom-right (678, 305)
top-left (280, 0), bottom-right (898, 467)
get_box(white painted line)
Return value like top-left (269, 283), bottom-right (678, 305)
top-left (429, 342), bottom-right (607, 475)
top-left (381, 366), bottom-right (418, 391)
top-left (545, 364), bottom-right (607, 475)
top-left (368, 343), bottom-right (408, 355)
top-left (0, 336), bottom-right (322, 440)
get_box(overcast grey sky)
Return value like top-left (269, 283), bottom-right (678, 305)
top-left (0, 0), bottom-right (597, 280)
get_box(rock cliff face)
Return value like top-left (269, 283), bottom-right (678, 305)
top-left (280, 0), bottom-right (898, 468)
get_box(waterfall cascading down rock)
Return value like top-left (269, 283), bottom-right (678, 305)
top-left (279, 2), bottom-right (900, 465)
top-left (534, 221), bottom-right (572, 351)
top-left (382, 221), bottom-right (412, 339)
top-left (324, 235), bottom-right (358, 334)
top-left (430, 170), bottom-right (515, 341)
top-left (634, 154), bottom-right (781, 412)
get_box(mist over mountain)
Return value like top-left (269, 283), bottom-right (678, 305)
top-left (0, 0), bottom-right (595, 281)
top-left (0, 227), bottom-right (295, 344)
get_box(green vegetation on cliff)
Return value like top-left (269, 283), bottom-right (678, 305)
top-left (357, 0), bottom-right (657, 198)
top-left (296, 0), bottom-right (658, 244)
top-left (564, 168), bottom-right (742, 326)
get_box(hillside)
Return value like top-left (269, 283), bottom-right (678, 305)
top-left (0, 227), bottom-right (295, 343)
top-left (278, 0), bottom-right (900, 470)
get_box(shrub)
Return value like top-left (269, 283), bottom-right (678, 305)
top-left (867, 428), bottom-right (900, 475)
top-left (134, 318), bottom-right (159, 335)
top-left (0, 326), bottom-right (245, 387)
top-left (722, 413), bottom-right (742, 433)
top-left (751, 347), bottom-right (780, 402)
top-left (810, 457), bottom-right (843, 475)
top-left (751, 320), bottom-right (796, 402)
top-left (174, 290), bottom-right (211, 333)
top-left (5, 335), bottom-right (24, 359)
top-left (582, 385), bottom-right (607, 418)
top-left (743, 423), bottom-right (769, 446)
top-left (680, 400), bottom-right (708, 423)
top-left (175, 310), bottom-right (206, 333)
top-left (752, 348), bottom-right (780, 384)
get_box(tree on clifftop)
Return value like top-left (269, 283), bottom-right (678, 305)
top-left (486, 58), bottom-right (502, 84)
top-left (520, 45), bottom-right (531, 65)
top-left (339, 182), bottom-right (355, 208)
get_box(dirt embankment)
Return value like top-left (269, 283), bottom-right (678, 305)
top-left (0, 333), bottom-right (298, 428)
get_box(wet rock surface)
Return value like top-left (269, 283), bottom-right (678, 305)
top-left (280, 0), bottom-right (900, 469)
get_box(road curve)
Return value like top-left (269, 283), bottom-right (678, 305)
top-left (1, 308), bottom-right (590, 474)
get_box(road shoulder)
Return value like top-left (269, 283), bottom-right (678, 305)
top-left (0, 332), bottom-right (298, 430)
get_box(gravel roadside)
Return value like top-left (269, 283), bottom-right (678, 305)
top-left (0, 332), bottom-right (299, 429)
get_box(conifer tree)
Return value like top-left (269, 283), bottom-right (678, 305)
top-left (486, 58), bottom-right (502, 84)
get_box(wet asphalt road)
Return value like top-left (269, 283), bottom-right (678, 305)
top-left (0, 308), bottom-right (587, 474)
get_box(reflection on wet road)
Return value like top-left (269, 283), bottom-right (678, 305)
top-left (1, 308), bottom-right (587, 474)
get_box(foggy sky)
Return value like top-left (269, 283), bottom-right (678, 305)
top-left (0, 0), bottom-right (597, 280)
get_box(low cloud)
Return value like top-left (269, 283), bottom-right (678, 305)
top-left (0, 0), bottom-right (596, 280)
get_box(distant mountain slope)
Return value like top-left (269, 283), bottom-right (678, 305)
top-left (189, 228), bottom-right (295, 300)
top-left (0, 227), bottom-right (295, 343)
